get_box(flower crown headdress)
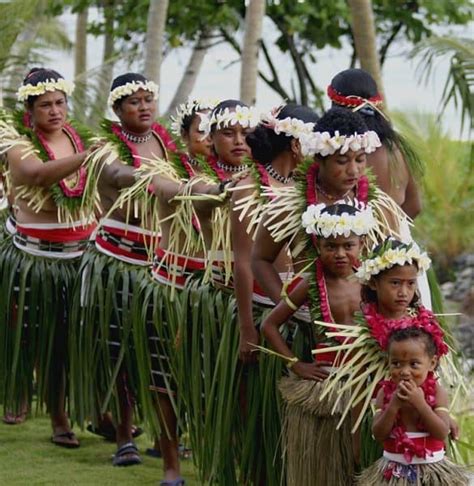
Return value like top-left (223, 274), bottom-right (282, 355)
top-left (198, 105), bottom-right (260, 137)
top-left (108, 80), bottom-right (159, 107)
top-left (17, 78), bottom-right (75, 102)
top-left (260, 105), bottom-right (316, 141)
top-left (302, 201), bottom-right (376, 238)
top-left (299, 129), bottom-right (382, 157)
top-left (170, 98), bottom-right (220, 136)
top-left (355, 238), bottom-right (431, 283)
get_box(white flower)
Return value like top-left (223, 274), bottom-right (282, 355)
top-left (170, 97), bottom-right (219, 136)
top-left (107, 81), bottom-right (159, 107)
top-left (17, 78), bottom-right (75, 102)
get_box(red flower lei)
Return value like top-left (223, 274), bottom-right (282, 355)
top-left (306, 161), bottom-right (369, 207)
top-left (111, 122), bottom-right (174, 168)
top-left (363, 303), bottom-right (449, 356)
top-left (379, 373), bottom-right (438, 463)
top-left (179, 153), bottom-right (198, 179)
top-left (207, 155), bottom-right (227, 182)
top-left (29, 116), bottom-right (87, 198)
top-left (327, 85), bottom-right (384, 108)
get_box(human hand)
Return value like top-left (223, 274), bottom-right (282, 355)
top-left (292, 361), bottom-right (332, 381)
top-left (449, 415), bottom-right (459, 441)
top-left (396, 380), bottom-right (425, 408)
top-left (239, 326), bottom-right (260, 364)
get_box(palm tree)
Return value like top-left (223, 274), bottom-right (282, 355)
top-left (347, 0), bottom-right (385, 99)
top-left (240, 0), bottom-right (266, 105)
top-left (410, 36), bottom-right (474, 131)
top-left (144, 0), bottom-right (170, 109)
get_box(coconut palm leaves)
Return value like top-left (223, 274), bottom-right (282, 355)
top-left (411, 36), bottom-right (474, 131)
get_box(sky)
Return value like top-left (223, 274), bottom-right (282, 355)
top-left (43, 10), bottom-right (472, 140)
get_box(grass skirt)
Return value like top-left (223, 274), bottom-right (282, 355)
top-left (279, 374), bottom-right (355, 486)
top-left (356, 456), bottom-right (470, 485)
top-left (170, 282), bottom-right (240, 484)
top-left (0, 241), bottom-right (80, 414)
top-left (69, 247), bottom-right (149, 427)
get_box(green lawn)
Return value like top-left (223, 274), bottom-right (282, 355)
top-left (0, 414), bottom-right (200, 485)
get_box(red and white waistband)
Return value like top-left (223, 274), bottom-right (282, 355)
top-left (252, 271), bottom-right (301, 307)
top-left (94, 218), bottom-right (157, 266)
top-left (152, 247), bottom-right (206, 289)
top-left (383, 432), bottom-right (445, 465)
top-left (208, 250), bottom-right (235, 289)
top-left (13, 219), bottom-right (95, 259)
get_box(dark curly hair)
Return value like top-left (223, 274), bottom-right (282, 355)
top-left (315, 106), bottom-right (369, 139)
top-left (329, 69), bottom-right (396, 144)
top-left (388, 326), bottom-right (437, 358)
top-left (22, 68), bottom-right (66, 108)
top-left (361, 239), bottom-right (420, 306)
top-left (246, 104), bottom-right (319, 165)
top-left (110, 72), bottom-right (150, 109)
top-left (321, 203), bottom-right (359, 217)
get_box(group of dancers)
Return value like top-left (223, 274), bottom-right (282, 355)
top-left (0, 66), bottom-right (470, 485)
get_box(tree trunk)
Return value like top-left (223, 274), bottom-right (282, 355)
top-left (165, 30), bottom-right (210, 116)
top-left (73, 8), bottom-right (88, 121)
top-left (239, 0), bottom-right (266, 105)
top-left (144, 0), bottom-right (169, 100)
top-left (347, 0), bottom-right (385, 100)
top-left (89, 1), bottom-right (115, 126)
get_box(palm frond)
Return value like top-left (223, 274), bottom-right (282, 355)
top-left (410, 36), bottom-right (474, 131)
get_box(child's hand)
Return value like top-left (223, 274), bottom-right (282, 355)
top-left (292, 361), bottom-right (331, 382)
top-left (397, 380), bottom-right (425, 408)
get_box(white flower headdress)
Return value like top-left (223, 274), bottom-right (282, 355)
top-left (198, 105), bottom-right (260, 137)
top-left (170, 98), bottom-right (220, 136)
top-left (300, 129), bottom-right (381, 157)
top-left (17, 78), bottom-right (75, 102)
top-left (302, 202), bottom-right (376, 238)
top-left (355, 239), bottom-right (431, 283)
top-left (107, 80), bottom-right (159, 107)
top-left (260, 106), bottom-right (316, 140)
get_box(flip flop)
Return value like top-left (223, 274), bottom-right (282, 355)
top-left (159, 478), bottom-right (185, 486)
top-left (112, 442), bottom-right (142, 467)
top-left (3, 412), bottom-right (27, 425)
top-left (145, 447), bottom-right (162, 458)
top-left (51, 431), bottom-right (80, 449)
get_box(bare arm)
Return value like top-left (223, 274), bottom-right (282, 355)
top-left (231, 187), bottom-right (259, 363)
top-left (8, 145), bottom-right (88, 188)
top-left (400, 171), bottom-right (422, 219)
top-left (99, 159), bottom-right (136, 190)
top-left (251, 216), bottom-right (288, 303)
top-left (372, 388), bottom-right (400, 443)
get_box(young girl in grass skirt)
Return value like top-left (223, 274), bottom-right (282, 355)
top-left (176, 99), bottom-right (260, 485)
top-left (310, 239), bottom-right (468, 485)
top-left (261, 202), bottom-right (377, 486)
top-left (231, 103), bottom-right (319, 485)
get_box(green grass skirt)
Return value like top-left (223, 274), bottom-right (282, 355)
top-left (0, 241), bottom-right (80, 415)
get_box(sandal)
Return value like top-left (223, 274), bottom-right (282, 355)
top-left (3, 411), bottom-right (27, 425)
top-left (51, 431), bottom-right (80, 449)
top-left (159, 478), bottom-right (185, 486)
top-left (112, 442), bottom-right (142, 467)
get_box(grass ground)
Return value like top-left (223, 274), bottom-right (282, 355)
top-left (0, 413), bottom-right (200, 485)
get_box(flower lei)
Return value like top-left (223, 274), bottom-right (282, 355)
top-left (17, 78), bottom-right (75, 102)
top-left (198, 105), bottom-right (260, 137)
top-left (106, 120), bottom-right (177, 167)
top-left (107, 80), bottom-right (159, 107)
top-left (302, 202), bottom-right (376, 238)
top-left (380, 372), bottom-right (438, 465)
top-left (17, 111), bottom-right (90, 206)
top-left (206, 155), bottom-right (228, 182)
top-left (355, 240), bottom-right (431, 283)
top-left (363, 303), bottom-right (449, 356)
top-left (170, 98), bottom-right (219, 136)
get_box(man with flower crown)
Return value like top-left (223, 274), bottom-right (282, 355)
top-left (0, 68), bottom-right (96, 447)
